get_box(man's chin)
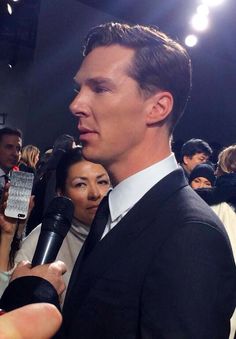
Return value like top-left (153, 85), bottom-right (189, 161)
top-left (81, 147), bottom-right (104, 165)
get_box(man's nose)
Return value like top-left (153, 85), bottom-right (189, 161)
top-left (69, 92), bottom-right (90, 118)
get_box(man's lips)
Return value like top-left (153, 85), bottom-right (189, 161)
top-left (79, 127), bottom-right (97, 141)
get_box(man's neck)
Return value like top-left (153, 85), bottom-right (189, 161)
top-left (182, 163), bottom-right (190, 174)
top-left (108, 147), bottom-right (172, 187)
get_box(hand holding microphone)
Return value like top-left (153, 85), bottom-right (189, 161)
top-left (11, 260), bottom-right (67, 296)
top-left (32, 196), bottom-right (74, 266)
top-left (11, 197), bottom-right (74, 295)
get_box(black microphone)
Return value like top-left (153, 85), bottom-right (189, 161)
top-left (31, 196), bottom-right (74, 267)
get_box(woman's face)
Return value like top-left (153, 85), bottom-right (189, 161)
top-left (190, 176), bottom-right (212, 189)
top-left (62, 160), bottom-right (110, 226)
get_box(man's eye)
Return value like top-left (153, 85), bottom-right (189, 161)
top-left (94, 86), bottom-right (108, 93)
top-left (74, 87), bottom-right (80, 94)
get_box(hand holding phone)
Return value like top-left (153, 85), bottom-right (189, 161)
top-left (4, 171), bottom-right (34, 220)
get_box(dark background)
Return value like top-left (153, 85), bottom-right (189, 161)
top-left (0, 0), bottom-right (235, 156)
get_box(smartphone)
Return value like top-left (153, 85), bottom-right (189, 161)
top-left (4, 171), bottom-right (34, 219)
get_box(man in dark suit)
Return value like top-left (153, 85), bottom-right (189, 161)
top-left (1, 22), bottom-right (236, 338)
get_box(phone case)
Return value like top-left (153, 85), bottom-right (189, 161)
top-left (4, 171), bottom-right (34, 219)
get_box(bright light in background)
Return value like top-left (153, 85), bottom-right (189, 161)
top-left (184, 0), bottom-right (226, 46)
top-left (185, 34), bottom-right (198, 47)
top-left (201, 0), bottom-right (225, 7)
top-left (197, 4), bottom-right (210, 16)
top-left (7, 3), bottom-right (13, 15)
top-left (191, 13), bottom-right (209, 31)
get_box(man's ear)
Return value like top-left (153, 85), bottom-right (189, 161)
top-left (146, 91), bottom-right (173, 126)
top-left (183, 155), bottom-right (190, 165)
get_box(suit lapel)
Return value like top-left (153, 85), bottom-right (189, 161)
top-left (64, 168), bottom-right (188, 313)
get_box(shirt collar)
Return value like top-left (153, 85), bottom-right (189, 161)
top-left (109, 153), bottom-right (178, 222)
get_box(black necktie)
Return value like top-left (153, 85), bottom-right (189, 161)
top-left (83, 193), bottom-right (110, 258)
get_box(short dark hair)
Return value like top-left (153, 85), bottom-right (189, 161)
top-left (0, 127), bottom-right (22, 142)
top-left (180, 138), bottom-right (213, 163)
top-left (83, 22), bottom-right (192, 133)
top-left (56, 147), bottom-right (83, 193)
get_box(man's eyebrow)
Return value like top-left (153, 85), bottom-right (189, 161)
top-left (87, 77), bottom-right (113, 85)
top-left (73, 77), bottom-right (114, 87)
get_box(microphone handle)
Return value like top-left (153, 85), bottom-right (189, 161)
top-left (31, 231), bottom-right (64, 267)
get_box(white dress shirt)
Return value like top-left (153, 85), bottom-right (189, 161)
top-left (102, 153), bottom-right (178, 238)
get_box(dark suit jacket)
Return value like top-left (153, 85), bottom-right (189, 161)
top-left (1, 169), bottom-right (236, 339)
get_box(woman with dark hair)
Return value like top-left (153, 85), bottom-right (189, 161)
top-left (0, 147), bottom-right (111, 302)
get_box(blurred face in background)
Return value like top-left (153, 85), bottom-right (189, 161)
top-left (0, 135), bottom-right (22, 173)
top-left (61, 160), bottom-right (110, 226)
top-left (190, 176), bottom-right (212, 189)
top-left (183, 152), bottom-right (209, 174)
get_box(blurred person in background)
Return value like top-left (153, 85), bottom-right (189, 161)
top-left (19, 145), bottom-right (40, 174)
top-left (180, 138), bottom-right (213, 178)
top-left (189, 163), bottom-right (216, 189)
top-left (196, 144), bottom-right (236, 212)
top-left (0, 128), bottom-right (22, 199)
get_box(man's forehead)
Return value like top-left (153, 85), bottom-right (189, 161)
top-left (0, 135), bottom-right (22, 145)
top-left (75, 45), bottom-right (135, 81)
top-left (195, 152), bottom-right (208, 158)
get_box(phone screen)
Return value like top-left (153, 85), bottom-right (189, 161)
top-left (4, 171), bottom-right (34, 219)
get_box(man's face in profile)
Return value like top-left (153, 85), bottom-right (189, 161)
top-left (70, 45), bottom-right (150, 167)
